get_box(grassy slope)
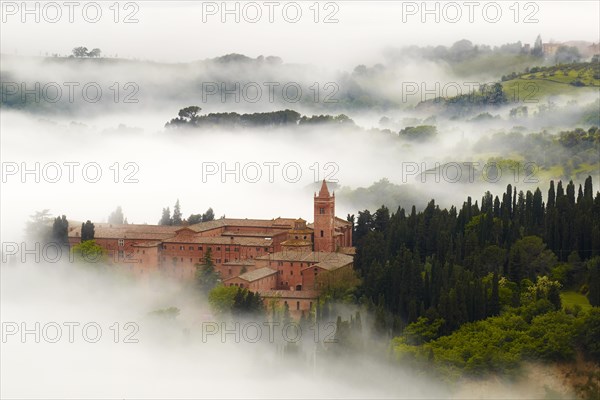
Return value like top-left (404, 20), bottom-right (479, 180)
top-left (452, 54), bottom-right (543, 79)
top-left (560, 291), bottom-right (592, 311)
top-left (501, 63), bottom-right (600, 100)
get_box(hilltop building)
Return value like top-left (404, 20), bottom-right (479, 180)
top-left (68, 180), bottom-right (354, 316)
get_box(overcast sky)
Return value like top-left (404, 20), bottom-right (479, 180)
top-left (2, 1), bottom-right (599, 68)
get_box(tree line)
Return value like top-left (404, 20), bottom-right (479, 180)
top-left (165, 106), bottom-right (354, 129)
top-left (158, 199), bottom-right (215, 226)
top-left (350, 176), bottom-right (600, 336)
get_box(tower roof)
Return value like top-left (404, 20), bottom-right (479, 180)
top-left (317, 180), bottom-right (330, 197)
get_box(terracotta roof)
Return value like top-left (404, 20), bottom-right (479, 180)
top-left (317, 180), bottom-right (330, 197)
top-left (222, 259), bottom-right (256, 266)
top-left (256, 251), bottom-right (353, 271)
top-left (281, 239), bottom-right (313, 247)
top-left (288, 228), bottom-right (313, 234)
top-left (222, 231), bottom-right (281, 238)
top-left (261, 290), bottom-right (320, 300)
top-left (67, 223), bottom-right (179, 240)
top-left (334, 217), bottom-right (352, 226)
top-left (132, 241), bottom-right (163, 248)
top-left (162, 236), bottom-right (272, 246)
top-left (338, 247), bottom-right (356, 255)
top-left (311, 252), bottom-right (354, 271)
top-left (272, 218), bottom-right (298, 227)
top-left (307, 218), bottom-right (351, 230)
top-left (226, 267), bottom-right (277, 282)
top-left (185, 218), bottom-right (297, 233)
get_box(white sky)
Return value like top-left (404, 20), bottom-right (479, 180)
top-left (1, 1), bottom-right (599, 68)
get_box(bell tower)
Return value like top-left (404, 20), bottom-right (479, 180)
top-left (313, 180), bottom-right (335, 252)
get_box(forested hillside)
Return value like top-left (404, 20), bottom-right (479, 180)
top-left (350, 176), bottom-right (600, 335)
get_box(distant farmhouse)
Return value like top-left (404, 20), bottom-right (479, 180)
top-left (68, 181), bottom-right (354, 316)
top-left (543, 41), bottom-right (600, 58)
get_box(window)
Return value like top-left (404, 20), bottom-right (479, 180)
top-left (118, 250), bottom-right (124, 259)
top-left (296, 301), bottom-right (300, 310)
top-left (118, 239), bottom-right (124, 246)
top-left (319, 207), bottom-right (325, 214)
top-left (189, 246), bottom-right (193, 250)
top-left (179, 246), bottom-right (184, 250)
top-left (225, 247), bottom-right (230, 251)
top-left (180, 257), bottom-right (183, 262)
top-left (216, 247), bottom-right (221, 251)
top-left (291, 271), bottom-right (293, 275)
top-left (190, 258), bottom-right (192, 262)
top-left (320, 230), bottom-right (324, 237)
top-left (234, 247), bottom-right (240, 252)
top-left (265, 247), bottom-right (269, 251)
top-left (216, 259), bottom-right (221, 264)
top-left (256, 247), bottom-right (260, 251)
top-left (142, 250), bottom-right (145, 254)
top-left (163, 244), bottom-right (167, 249)
top-left (225, 259), bottom-right (229, 263)
top-left (277, 261), bottom-right (283, 266)
top-left (228, 269), bottom-right (232, 276)
top-left (198, 246), bottom-right (203, 250)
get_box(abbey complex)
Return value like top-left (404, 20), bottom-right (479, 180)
top-left (67, 181), bottom-right (354, 315)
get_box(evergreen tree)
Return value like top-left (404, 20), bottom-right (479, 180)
top-left (173, 200), bottom-right (183, 226)
top-left (532, 34), bottom-right (543, 56)
top-left (282, 302), bottom-right (291, 325)
top-left (81, 220), bottom-right (95, 242)
top-left (587, 257), bottom-right (600, 307)
top-left (195, 248), bottom-right (219, 292)
top-left (373, 205), bottom-right (390, 233)
top-left (354, 210), bottom-right (373, 245)
top-left (353, 178), bottom-right (599, 335)
top-left (548, 284), bottom-right (562, 310)
top-left (159, 207), bottom-right (172, 225)
top-left (51, 215), bottom-right (69, 245)
top-left (108, 206), bottom-right (124, 225)
top-left (25, 209), bottom-right (53, 243)
top-left (202, 207), bottom-right (215, 222)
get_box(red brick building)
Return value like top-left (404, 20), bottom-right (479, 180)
top-left (67, 181), bottom-right (353, 315)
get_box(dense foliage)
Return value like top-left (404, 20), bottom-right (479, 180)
top-left (165, 107), bottom-right (354, 129)
top-left (393, 306), bottom-right (600, 379)
top-left (352, 176), bottom-right (600, 335)
top-left (208, 285), bottom-right (264, 316)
